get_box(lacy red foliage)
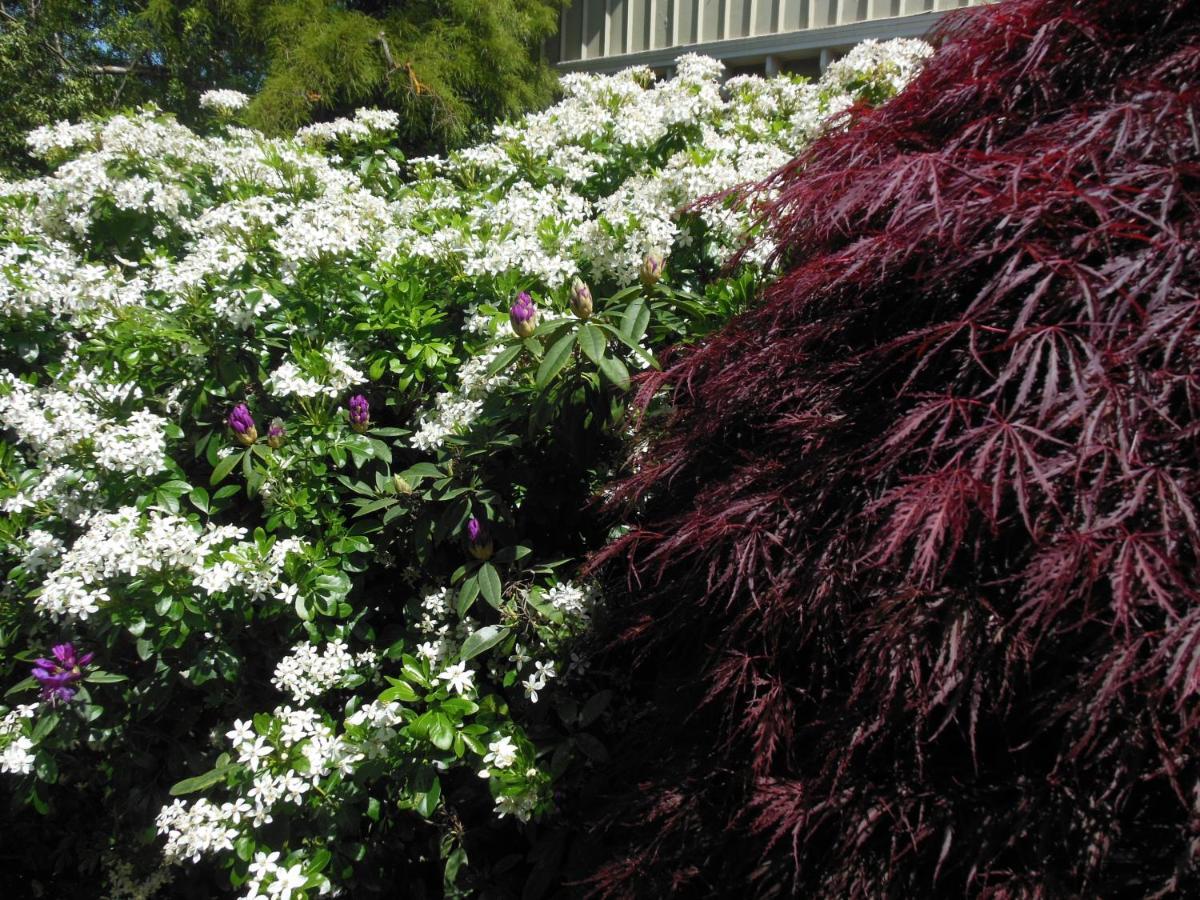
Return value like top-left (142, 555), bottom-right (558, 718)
top-left (585, 1), bottom-right (1200, 895)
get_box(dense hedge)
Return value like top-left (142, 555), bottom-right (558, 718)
top-left (589, 1), bottom-right (1200, 895)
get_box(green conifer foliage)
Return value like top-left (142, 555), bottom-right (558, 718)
top-left (0, 0), bottom-right (567, 171)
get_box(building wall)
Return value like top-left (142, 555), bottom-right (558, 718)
top-left (552, 0), bottom-right (985, 74)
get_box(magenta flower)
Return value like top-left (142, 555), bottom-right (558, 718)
top-left (348, 395), bottom-right (370, 434)
top-left (465, 515), bottom-right (494, 561)
top-left (509, 292), bottom-right (538, 339)
top-left (228, 403), bottom-right (258, 446)
top-left (31, 642), bottom-right (93, 704)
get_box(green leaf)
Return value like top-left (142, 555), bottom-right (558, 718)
top-left (598, 353), bottom-right (630, 390)
top-left (4, 675), bottom-right (36, 698)
top-left (169, 763), bottom-right (241, 796)
top-left (577, 324), bottom-right (606, 365)
top-left (485, 343), bottom-right (522, 377)
top-left (456, 575), bottom-right (481, 617)
top-left (210, 451), bottom-right (243, 486)
top-left (380, 678), bottom-right (419, 703)
top-left (414, 775), bottom-right (442, 818)
top-left (621, 297), bottom-right (651, 343)
top-left (459, 625), bottom-right (510, 662)
top-left (535, 331), bottom-right (577, 389)
top-left (428, 713), bottom-right (454, 751)
top-left (478, 562), bottom-right (502, 608)
top-left (579, 689), bottom-right (613, 727)
top-left (189, 486), bottom-right (210, 514)
top-left (30, 712), bottom-right (59, 742)
top-left (84, 671), bottom-right (128, 684)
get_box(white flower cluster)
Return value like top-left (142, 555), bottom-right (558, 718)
top-left (410, 343), bottom-right (512, 451)
top-left (384, 43), bottom-right (928, 288)
top-left (36, 507), bottom-right (304, 618)
top-left (478, 734), bottom-right (518, 778)
top-left (0, 704), bottom-right (38, 775)
top-left (272, 640), bottom-right (377, 704)
top-left (0, 372), bottom-right (168, 476)
top-left (160, 700), bottom-right (404, 867)
top-left (198, 89), bottom-right (251, 113)
top-left (543, 581), bottom-right (591, 618)
top-left (296, 108), bottom-right (401, 145)
top-left (267, 342), bottom-right (366, 400)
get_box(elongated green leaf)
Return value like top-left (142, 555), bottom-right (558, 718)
top-left (456, 575), bottom-right (481, 617)
top-left (536, 331), bottom-right (577, 388)
top-left (578, 324), bottom-right (606, 365)
top-left (598, 353), bottom-right (630, 389)
top-left (459, 625), bottom-right (510, 662)
top-left (169, 763), bottom-right (241, 796)
top-left (210, 450), bottom-right (243, 486)
top-left (485, 343), bottom-right (522, 377)
top-left (621, 297), bottom-right (651, 343)
top-left (478, 563), bottom-right (502, 607)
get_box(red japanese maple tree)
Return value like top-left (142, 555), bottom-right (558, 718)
top-left (587, 0), bottom-right (1200, 895)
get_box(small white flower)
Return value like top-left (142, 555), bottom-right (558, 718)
top-left (437, 661), bottom-right (475, 696)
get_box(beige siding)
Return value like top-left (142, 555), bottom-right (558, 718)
top-left (556, 0), bottom-right (986, 68)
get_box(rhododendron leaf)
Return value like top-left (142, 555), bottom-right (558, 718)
top-left (597, 353), bottom-right (629, 390)
top-left (457, 575), bottom-right (481, 616)
top-left (485, 344), bottom-right (522, 377)
top-left (578, 324), bottom-right (606, 365)
top-left (620, 298), bottom-right (650, 343)
top-left (478, 563), bottom-right (502, 607)
top-left (536, 331), bottom-right (577, 388)
top-left (209, 450), bottom-right (243, 486)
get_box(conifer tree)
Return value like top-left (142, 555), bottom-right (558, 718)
top-left (0, 0), bottom-right (567, 171)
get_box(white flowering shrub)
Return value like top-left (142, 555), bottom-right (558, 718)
top-left (0, 40), bottom-right (928, 897)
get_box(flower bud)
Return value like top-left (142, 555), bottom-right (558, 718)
top-left (266, 418), bottom-right (286, 449)
top-left (640, 251), bottom-right (665, 287)
top-left (393, 474), bottom-right (413, 495)
top-left (228, 403), bottom-right (257, 446)
top-left (509, 292), bottom-right (538, 339)
top-left (348, 394), bottom-right (370, 434)
top-left (465, 515), bottom-right (494, 561)
top-left (569, 278), bottom-right (593, 320)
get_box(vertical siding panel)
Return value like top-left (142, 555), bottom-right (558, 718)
top-left (755, 0), bottom-right (780, 34)
top-left (631, 0), bottom-right (649, 50)
top-left (903, 0), bottom-right (933, 11)
top-left (564, 1), bottom-right (585, 59)
top-left (584, 0), bottom-right (606, 57)
top-left (812, 0), bottom-right (838, 27)
top-left (700, 0), bottom-right (721, 41)
top-left (655, 0), bottom-right (671, 48)
top-left (730, 0), bottom-right (753, 37)
top-left (870, 0), bottom-right (902, 16)
top-left (783, 0), bottom-right (811, 30)
top-left (844, 0), bottom-right (869, 21)
top-left (678, 0), bottom-right (697, 43)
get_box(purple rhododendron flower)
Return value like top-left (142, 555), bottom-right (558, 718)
top-left (31, 642), bottom-right (93, 704)
top-left (267, 417), bottom-right (286, 449)
top-left (348, 394), bottom-right (370, 433)
top-left (465, 516), bottom-right (493, 560)
top-left (509, 292), bottom-right (538, 338)
top-left (228, 403), bottom-right (258, 445)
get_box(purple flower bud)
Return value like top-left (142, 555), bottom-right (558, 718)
top-left (465, 515), bottom-right (494, 561)
top-left (228, 403), bottom-right (257, 446)
top-left (640, 251), bottom-right (665, 287)
top-left (569, 278), bottom-right (593, 320)
top-left (509, 292), bottom-right (538, 339)
top-left (266, 417), bottom-right (286, 449)
top-left (348, 394), bottom-right (370, 434)
top-left (31, 642), bottom-right (93, 704)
